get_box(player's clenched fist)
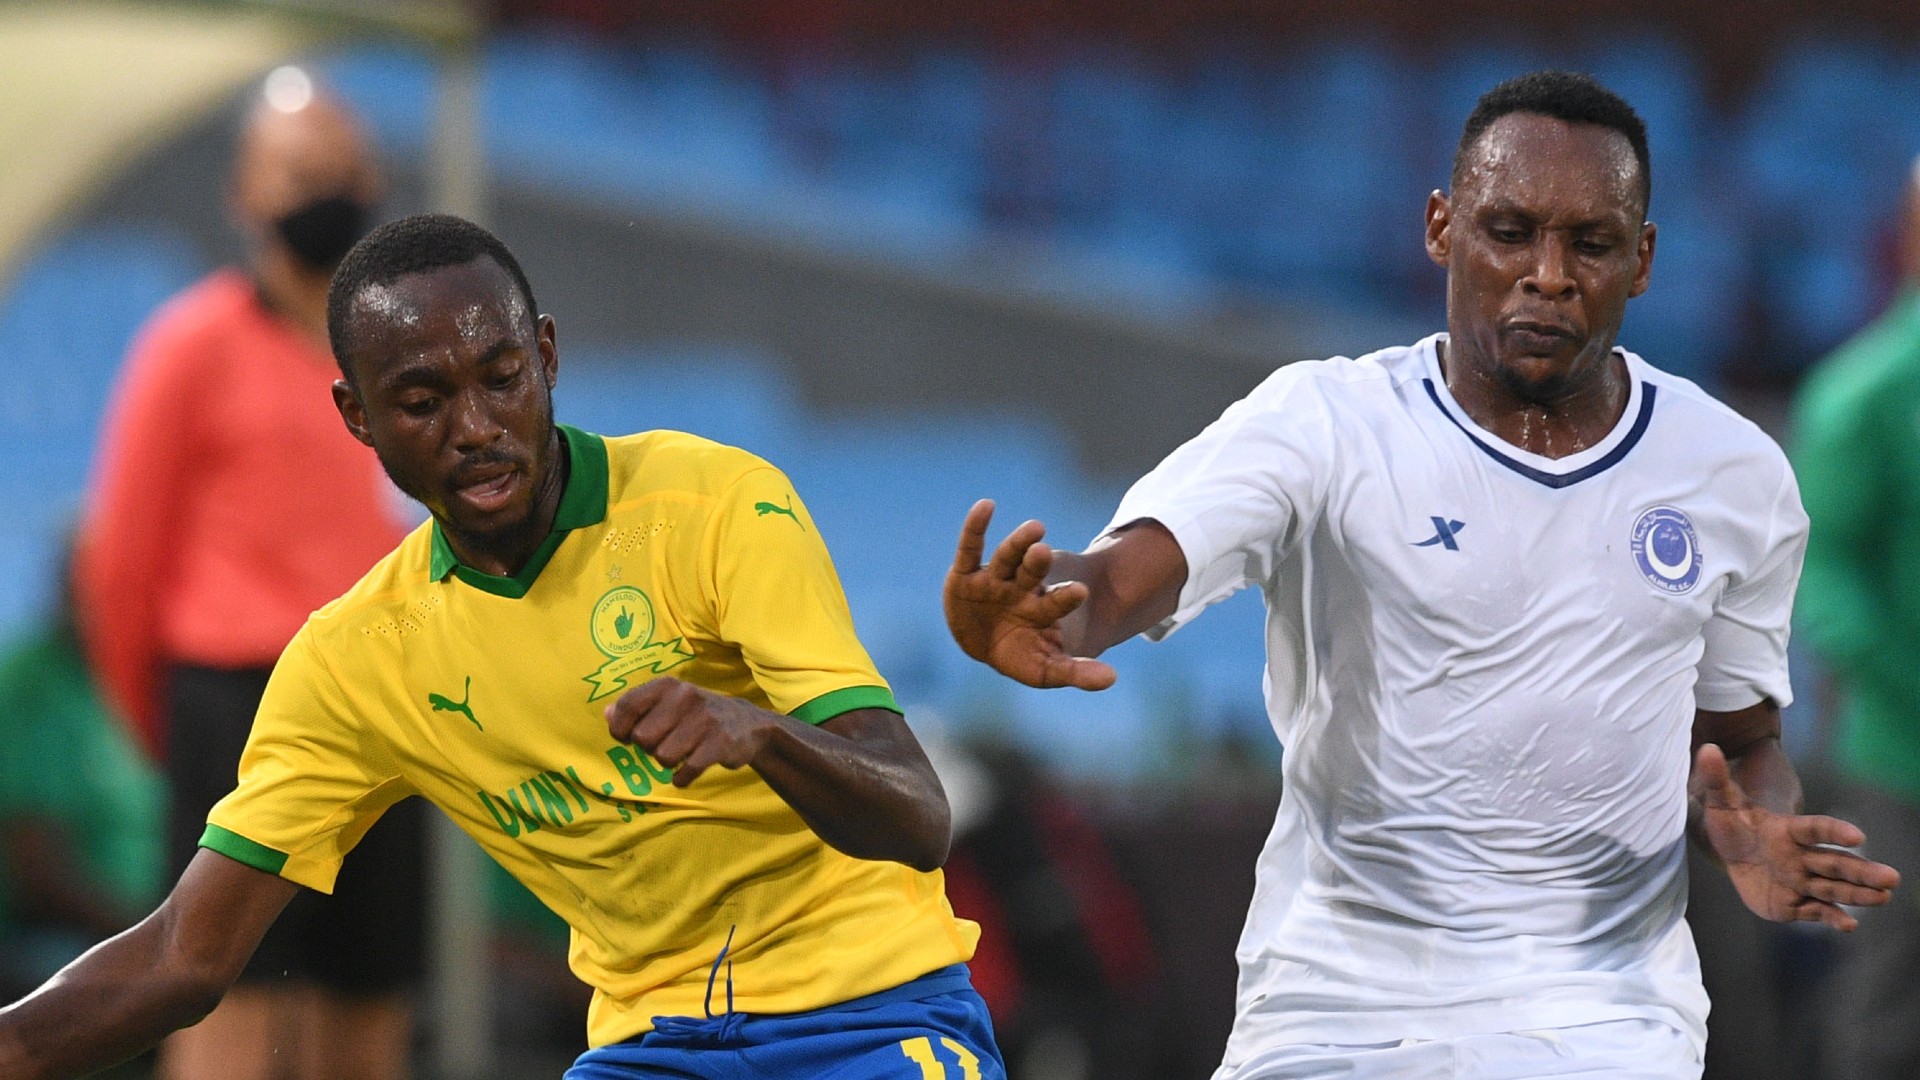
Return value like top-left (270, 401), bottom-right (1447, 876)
top-left (605, 677), bottom-right (773, 787)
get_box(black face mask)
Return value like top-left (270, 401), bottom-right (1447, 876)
top-left (274, 194), bottom-right (372, 271)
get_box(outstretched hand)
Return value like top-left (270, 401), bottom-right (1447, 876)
top-left (944, 499), bottom-right (1117, 691)
top-left (1692, 743), bottom-right (1900, 931)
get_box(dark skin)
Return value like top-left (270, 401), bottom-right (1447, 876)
top-left (1425, 114), bottom-right (1655, 456)
top-left (1689, 702), bottom-right (1897, 931)
top-left (0, 255), bottom-right (949, 1079)
top-left (602, 679), bottom-right (950, 871)
top-left (944, 112), bottom-right (1899, 930)
top-left (330, 257), bottom-right (569, 576)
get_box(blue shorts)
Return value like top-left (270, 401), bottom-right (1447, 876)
top-left (566, 964), bottom-right (1006, 1080)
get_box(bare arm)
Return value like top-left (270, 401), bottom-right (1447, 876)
top-left (607, 688), bottom-right (950, 871)
top-left (1691, 701), bottom-right (1803, 818)
top-left (943, 499), bottom-right (1187, 689)
top-left (0, 849), bottom-right (297, 1079)
top-left (1690, 700), bottom-right (1899, 930)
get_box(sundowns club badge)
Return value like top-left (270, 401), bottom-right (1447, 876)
top-left (1630, 506), bottom-right (1703, 594)
top-left (583, 586), bottom-right (693, 701)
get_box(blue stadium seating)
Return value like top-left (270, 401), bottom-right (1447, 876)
top-left (553, 342), bottom-right (806, 459)
top-left (1736, 37), bottom-right (1920, 355)
top-left (1583, 34), bottom-right (1712, 179)
top-left (314, 29), bottom-right (1917, 377)
top-left (0, 224), bottom-right (206, 633)
top-left (313, 42), bottom-right (437, 155)
top-left (1258, 39), bottom-right (1422, 293)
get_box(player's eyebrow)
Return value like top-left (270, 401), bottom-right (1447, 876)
top-left (377, 337), bottom-right (522, 393)
top-left (378, 361), bottom-right (451, 394)
top-left (472, 337), bottom-right (525, 367)
top-left (1476, 198), bottom-right (1632, 233)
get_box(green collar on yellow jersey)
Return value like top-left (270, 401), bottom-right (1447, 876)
top-left (428, 424), bottom-right (609, 599)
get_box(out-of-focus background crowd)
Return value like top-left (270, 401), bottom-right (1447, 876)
top-left (1, 1), bottom-right (1917, 1078)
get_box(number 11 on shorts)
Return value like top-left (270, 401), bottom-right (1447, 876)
top-left (899, 1036), bottom-right (981, 1079)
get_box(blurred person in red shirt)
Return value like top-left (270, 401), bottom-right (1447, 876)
top-left (76, 68), bottom-right (425, 1080)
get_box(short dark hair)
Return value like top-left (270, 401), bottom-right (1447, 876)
top-left (327, 213), bottom-right (539, 377)
top-left (1452, 70), bottom-right (1651, 214)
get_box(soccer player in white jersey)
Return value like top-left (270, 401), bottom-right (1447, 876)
top-left (944, 70), bottom-right (1901, 1079)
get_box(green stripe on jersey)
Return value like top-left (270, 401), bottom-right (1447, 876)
top-left (198, 824), bottom-right (290, 875)
top-left (790, 685), bottom-right (902, 725)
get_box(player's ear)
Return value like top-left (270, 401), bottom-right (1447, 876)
top-left (1424, 190), bottom-right (1452, 267)
top-left (333, 378), bottom-right (375, 447)
top-left (536, 313), bottom-right (558, 390)
top-left (1629, 220), bottom-right (1657, 298)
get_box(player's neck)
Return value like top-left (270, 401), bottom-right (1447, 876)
top-left (1439, 339), bottom-right (1630, 460)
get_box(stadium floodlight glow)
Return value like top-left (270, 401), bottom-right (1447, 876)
top-left (263, 65), bottom-right (314, 113)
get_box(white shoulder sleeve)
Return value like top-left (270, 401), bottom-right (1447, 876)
top-left (1695, 462), bottom-right (1807, 711)
top-left (1104, 365), bottom-right (1338, 640)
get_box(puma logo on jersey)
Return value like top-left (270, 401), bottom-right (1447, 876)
top-left (1412, 517), bottom-right (1466, 551)
top-left (754, 495), bottom-right (803, 530)
top-left (429, 676), bottom-right (481, 730)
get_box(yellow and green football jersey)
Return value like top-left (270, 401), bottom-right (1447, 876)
top-left (202, 425), bottom-right (978, 1046)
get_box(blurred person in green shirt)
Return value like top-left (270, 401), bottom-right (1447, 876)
top-left (0, 544), bottom-right (164, 1001)
top-left (1792, 154), bottom-right (1920, 1080)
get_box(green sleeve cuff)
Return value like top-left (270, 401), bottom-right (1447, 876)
top-left (198, 824), bottom-right (290, 876)
top-left (789, 685), bottom-right (902, 725)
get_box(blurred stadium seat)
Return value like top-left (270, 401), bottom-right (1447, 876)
top-left (553, 342), bottom-right (805, 458)
top-left (0, 223), bottom-right (206, 633)
top-left (1737, 37), bottom-right (1920, 358)
top-left (311, 27), bottom-right (1920, 379)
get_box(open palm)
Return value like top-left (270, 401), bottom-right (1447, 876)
top-left (944, 499), bottom-right (1116, 691)
top-left (1693, 743), bottom-right (1899, 931)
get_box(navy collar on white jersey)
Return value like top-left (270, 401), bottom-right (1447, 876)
top-left (1419, 336), bottom-right (1657, 490)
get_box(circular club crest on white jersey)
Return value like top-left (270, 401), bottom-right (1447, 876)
top-left (1631, 506), bottom-right (1702, 593)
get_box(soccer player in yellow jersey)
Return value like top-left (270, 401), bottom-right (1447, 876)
top-left (0, 214), bottom-right (1005, 1080)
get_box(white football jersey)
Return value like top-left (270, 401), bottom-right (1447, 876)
top-left (1105, 334), bottom-right (1805, 1073)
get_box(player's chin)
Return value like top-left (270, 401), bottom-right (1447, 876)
top-left (1493, 349), bottom-right (1584, 403)
top-left (439, 493), bottom-right (539, 545)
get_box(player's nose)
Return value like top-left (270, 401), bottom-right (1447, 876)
top-left (447, 387), bottom-right (505, 451)
top-left (1520, 234), bottom-right (1577, 299)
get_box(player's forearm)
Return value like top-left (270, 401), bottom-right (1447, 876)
top-left (1724, 737), bottom-right (1802, 817)
top-left (1041, 549), bottom-right (1104, 656)
top-left (1042, 524), bottom-right (1187, 658)
top-left (750, 709), bottom-right (951, 872)
top-left (1686, 736), bottom-right (1804, 862)
top-left (0, 914), bottom-right (225, 1079)
top-left (1043, 547), bottom-right (1167, 657)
